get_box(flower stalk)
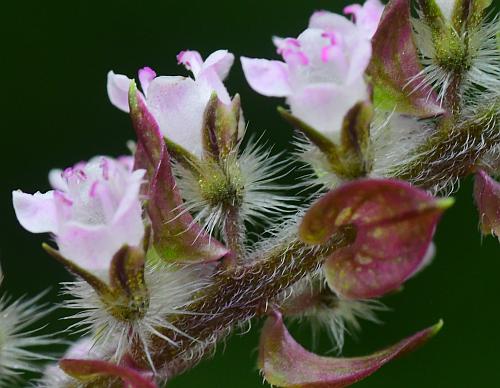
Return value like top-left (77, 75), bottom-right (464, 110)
top-left (6, 0), bottom-right (500, 387)
top-left (133, 225), bottom-right (357, 375)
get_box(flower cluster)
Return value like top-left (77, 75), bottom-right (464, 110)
top-left (242, 0), bottom-right (383, 141)
top-left (4, 0), bottom-right (500, 387)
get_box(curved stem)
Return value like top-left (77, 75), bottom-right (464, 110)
top-left (81, 106), bottom-right (499, 387)
top-left (132, 225), bottom-right (357, 375)
top-left (393, 103), bottom-right (500, 191)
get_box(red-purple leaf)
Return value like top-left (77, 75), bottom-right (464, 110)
top-left (128, 82), bottom-right (229, 263)
top-left (259, 310), bottom-right (442, 388)
top-left (60, 359), bottom-right (157, 388)
top-left (128, 83), bottom-right (163, 175)
top-left (299, 179), bottom-right (451, 299)
top-left (474, 170), bottom-right (500, 239)
top-left (149, 149), bottom-right (229, 263)
top-left (368, 0), bottom-right (444, 118)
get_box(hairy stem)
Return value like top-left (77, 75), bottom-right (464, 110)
top-left (132, 225), bottom-right (356, 375)
top-left (392, 103), bottom-right (500, 191)
top-left (222, 205), bottom-right (244, 260)
top-left (81, 105), bottom-right (499, 387)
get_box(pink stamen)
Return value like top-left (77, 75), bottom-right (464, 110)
top-left (54, 190), bottom-right (73, 206)
top-left (343, 4), bottom-right (362, 21)
top-left (176, 50), bottom-right (187, 65)
top-left (321, 31), bottom-right (337, 45)
top-left (100, 158), bottom-right (110, 180)
top-left (89, 181), bottom-right (99, 198)
top-left (275, 38), bottom-right (308, 66)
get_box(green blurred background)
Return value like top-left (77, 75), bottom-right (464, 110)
top-left (1, 0), bottom-right (499, 386)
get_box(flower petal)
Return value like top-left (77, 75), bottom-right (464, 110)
top-left (308, 11), bottom-right (355, 34)
top-left (288, 80), bottom-right (368, 142)
top-left (202, 49), bottom-right (234, 80)
top-left (435, 0), bottom-right (456, 21)
top-left (299, 179), bottom-right (451, 299)
top-left (107, 71), bottom-right (132, 113)
top-left (259, 310), bottom-right (443, 388)
top-left (48, 169), bottom-right (68, 191)
top-left (345, 39), bottom-right (372, 84)
top-left (344, 0), bottom-right (385, 38)
top-left (56, 222), bottom-right (139, 273)
top-left (147, 76), bottom-right (210, 158)
top-left (241, 57), bottom-right (291, 97)
top-left (474, 170), bottom-right (500, 239)
top-left (138, 66), bottom-right (157, 97)
top-left (177, 50), bottom-right (204, 77)
top-left (367, 0), bottom-right (444, 117)
top-left (12, 190), bottom-right (58, 234)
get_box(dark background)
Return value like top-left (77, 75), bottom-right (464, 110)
top-left (1, 0), bottom-right (499, 387)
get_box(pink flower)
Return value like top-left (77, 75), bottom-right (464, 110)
top-left (12, 157), bottom-right (145, 276)
top-left (241, 1), bottom-right (383, 142)
top-left (107, 50), bottom-right (234, 158)
top-left (344, 0), bottom-right (385, 38)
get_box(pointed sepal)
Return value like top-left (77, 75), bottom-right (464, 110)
top-left (474, 170), bottom-right (500, 240)
top-left (280, 103), bottom-right (374, 179)
top-left (106, 245), bottom-right (149, 321)
top-left (128, 82), bottom-right (229, 264)
top-left (202, 93), bottom-right (243, 161)
top-left (128, 82), bottom-right (162, 176)
top-left (368, 0), bottom-right (444, 117)
top-left (44, 243), bottom-right (151, 321)
top-left (299, 179), bottom-right (452, 299)
top-left (258, 310), bottom-right (443, 388)
top-left (339, 101), bottom-right (374, 177)
top-left (59, 359), bottom-right (157, 388)
top-left (148, 148), bottom-right (230, 263)
top-left (278, 106), bottom-right (338, 158)
top-left (418, 0), bottom-right (492, 30)
top-left (42, 243), bottom-right (111, 295)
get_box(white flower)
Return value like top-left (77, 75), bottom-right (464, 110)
top-left (241, 1), bottom-right (384, 142)
top-left (13, 156), bottom-right (145, 277)
top-left (107, 50), bottom-right (234, 158)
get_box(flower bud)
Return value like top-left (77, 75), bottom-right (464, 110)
top-left (202, 93), bottom-right (244, 161)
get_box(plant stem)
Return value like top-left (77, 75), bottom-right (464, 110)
top-left (131, 225), bottom-right (356, 375)
top-left (393, 104), bottom-right (500, 190)
top-left (222, 205), bottom-right (244, 262)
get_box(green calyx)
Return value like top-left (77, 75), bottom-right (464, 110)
top-left (433, 28), bottom-right (471, 73)
top-left (202, 93), bottom-right (243, 162)
top-left (198, 158), bottom-right (245, 209)
top-left (105, 245), bottom-right (150, 322)
top-left (338, 101), bottom-right (374, 177)
top-left (422, 0), bottom-right (493, 73)
top-left (278, 103), bottom-right (373, 181)
top-left (43, 243), bottom-right (150, 323)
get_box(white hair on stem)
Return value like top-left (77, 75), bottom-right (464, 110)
top-left (370, 110), bottom-right (435, 179)
top-left (0, 291), bottom-right (58, 386)
top-left (281, 277), bottom-right (388, 354)
top-left (61, 261), bottom-right (210, 372)
top-left (411, 12), bottom-right (500, 105)
top-left (174, 136), bottom-right (298, 246)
